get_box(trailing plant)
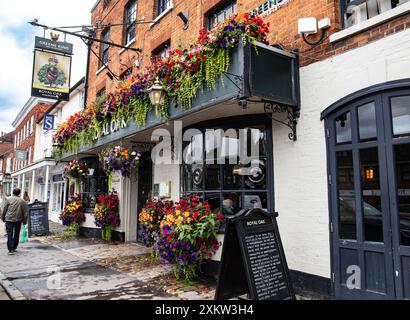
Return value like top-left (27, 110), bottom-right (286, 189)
top-left (99, 146), bottom-right (140, 178)
top-left (53, 13), bottom-right (270, 154)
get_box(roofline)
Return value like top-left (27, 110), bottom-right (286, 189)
top-left (91, 0), bottom-right (101, 13)
top-left (12, 97), bottom-right (56, 128)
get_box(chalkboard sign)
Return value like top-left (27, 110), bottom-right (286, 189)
top-left (28, 201), bottom-right (50, 237)
top-left (215, 208), bottom-right (295, 300)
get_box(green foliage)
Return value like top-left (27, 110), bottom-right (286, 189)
top-left (37, 64), bottom-right (67, 87)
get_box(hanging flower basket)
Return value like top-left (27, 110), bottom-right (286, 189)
top-left (99, 146), bottom-right (140, 178)
top-left (64, 160), bottom-right (89, 180)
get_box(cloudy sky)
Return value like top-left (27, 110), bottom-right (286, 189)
top-left (0, 0), bottom-right (95, 132)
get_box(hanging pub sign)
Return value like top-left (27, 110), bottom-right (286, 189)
top-left (31, 36), bottom-right (73, 101)
top-left (34, 36), bottom-right (73, 55)
top-left (15, 149), bottom-right (28, 161)
top-left (215, 208), bottom-right (295, 300)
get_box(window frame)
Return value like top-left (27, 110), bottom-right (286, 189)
top-left (152, 41), bottom-right (170, 60)
top-left (207, 0), bottom-right (238, 30)
top-left (339, 0), bottom-right (400, 29)
top-left (124, 0), bottom-right (137, 45)
top-left (157, 0), bottom-right (172, 17)
top-left (100, 28), bottom-right (110, 68)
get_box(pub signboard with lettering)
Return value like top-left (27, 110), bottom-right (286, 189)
top-left (31, 36), bottom-right (73, 101)
top-left (215, 208), bottom-right (295, 300)
top-left (28, 200), bottom-right (50, 237)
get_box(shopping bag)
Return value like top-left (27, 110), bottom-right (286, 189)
top-left (20, 225), bottom-right (28, 243)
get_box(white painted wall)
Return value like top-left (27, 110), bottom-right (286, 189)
top-left (273, 28), bottom-right (410, 279)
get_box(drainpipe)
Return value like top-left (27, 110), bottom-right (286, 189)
top-left (83, 41), bottom-right (92, 108)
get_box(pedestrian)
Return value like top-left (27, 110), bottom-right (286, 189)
top-left (23, 191), bottom-right (30, 203)
top-left (1, 188), bottom-right (28, 255)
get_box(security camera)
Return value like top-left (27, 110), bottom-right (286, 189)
top-left (298, 17), bottom-right (317, 35)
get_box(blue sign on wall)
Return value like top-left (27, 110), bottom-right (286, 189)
top-left (43, 114), bottom-right (55, 130)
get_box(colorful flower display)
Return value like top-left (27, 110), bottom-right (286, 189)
top-left (59, 194), bottom-right (85, 226)
top-left (94, 192), bottom-right (120, 241)
top-left (64, 160), bottom-right (89, 180)
top-left (53, 13), bottom-right (270, 155)
top-left (138, 198), bottom-right (174, 246)
top-left (99, 146), bottom-right (140, 178)
top-left (153, 196), bottom-right (224, 280)
top-left (93, 192), bottom-right (121, 228)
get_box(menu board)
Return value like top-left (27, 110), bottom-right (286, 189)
top-left (28, 201), bottom-right (49, 237)
top-left (215, 208), bottom-right (294, 300)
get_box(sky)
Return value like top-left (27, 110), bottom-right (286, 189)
top-left (0, 0), bottom-right (95, 132)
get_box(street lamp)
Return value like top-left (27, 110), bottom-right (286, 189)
top-left (147, 77), bottom-right (166, 115)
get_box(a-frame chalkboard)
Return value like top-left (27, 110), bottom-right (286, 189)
top-left (28, 200), bottom-right (50, 237)
top-left (215, 208), bottom-right (295, 300)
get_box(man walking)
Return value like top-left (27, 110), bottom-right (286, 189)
top-left (1, 188), bottom-right (28, 255)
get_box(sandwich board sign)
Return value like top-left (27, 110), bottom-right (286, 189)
top-left (215, 208), bottom-right (295, 300)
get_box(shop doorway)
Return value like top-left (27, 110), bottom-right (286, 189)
top-left (324, 84), bottom-right (410, 299)
top-left (136, 152), bottom-right (153, 242)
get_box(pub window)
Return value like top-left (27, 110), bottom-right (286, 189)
top-left (152, 41), bottom-right (170, 59)
top-left (181, 123), bottom-right (271, 216)
top-left (124, 0), bottom-right (137, 45)
top-left (340, 0), bottom-right (405, 28)
top-left (207, 1), bottom-right (237, 30)
top-left (97, 87), bottom-right (106, 100)
top-left (100, 28), bottom-right (110, 67)
top-left (157, 0), bottom-right (172, 16)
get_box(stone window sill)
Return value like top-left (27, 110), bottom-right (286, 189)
top-left (96, 65), bottom-right (107, 76)
top-left (150, 4), bottom-right (174, 28)
top-left (330, 1), bottom-right (410, 43)
top-left (119, 38), bottom-right (136, 55)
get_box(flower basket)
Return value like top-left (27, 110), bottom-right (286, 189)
top-left (60, 194), bottom-right (85, 232)
top-left (99, 146), bottom-right (140, 178)
top-left (94, 192), bottom-right (120, 242)
top-left (153, 196), bottom-right (224, 280)
top-left (64, 160), bottom-right (89, 180)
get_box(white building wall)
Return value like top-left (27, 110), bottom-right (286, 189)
top-left (273, 28), bottom-right (410, 279)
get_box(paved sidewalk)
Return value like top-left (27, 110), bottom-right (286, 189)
top-left (0, 220), bottom-right (215, 300)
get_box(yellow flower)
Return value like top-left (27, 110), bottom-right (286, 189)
top-left (184, 212), bottom-right (190, 218)
top-left (175, 210), bottom-right (181, 216)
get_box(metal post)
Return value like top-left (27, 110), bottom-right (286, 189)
top-left (30, 170), bottom-right (36, 202)
top-left (44, 165), bottom-right (50, 202)
top-left (21, 173), bottom-right (26, 197)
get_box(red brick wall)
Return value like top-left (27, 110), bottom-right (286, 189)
top-left (12, 103), bottom-right (51, 173)
top-left (86, 0), bottom-right (410, 106)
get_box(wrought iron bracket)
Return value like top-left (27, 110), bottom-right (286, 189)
top-left (264, 101), bottom-right (299, 141)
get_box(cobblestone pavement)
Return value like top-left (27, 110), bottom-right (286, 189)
top-left (0, 220), bottom-right (216, 300)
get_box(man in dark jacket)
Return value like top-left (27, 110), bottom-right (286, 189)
top-left (1, 188), bottom-right (28, 255)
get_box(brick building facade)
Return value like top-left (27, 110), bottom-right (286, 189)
top-left (60, 0), bottom-right (410, 299)
top-left (11, 97), bottom-right (55, 197)
top-left (86, 0), bottom-right (410, 107)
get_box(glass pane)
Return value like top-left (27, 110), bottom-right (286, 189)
top-left (191, 164), bottom-right (204, 191)
top-left (244, 158), bottom-right (267, 190)
top-left (223, 164), bottom-right (242, 190)
top-left (391, 96), bottom-right (410, 137)
top-left (336, 112), bottom-right (352, 144)
top-left (182, 165), bottom-right (193, 191)
top-left (360, 148), bottom-right (383, 243)
top-left (394, 144), bottom-right (410, 246)
top-left (244, 193), bottom-right (268, 211)
top-left (358, 102), bottom-right (377, 141)
top-left (223, 193), bottom-right (242, 216)
top-left (337, 150), bottom-right (356, 240)
top-left (205, 165), bottom-right (221, 190)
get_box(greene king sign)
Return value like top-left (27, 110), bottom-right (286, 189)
top-left (250, 0), bottom-right (292, 17)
